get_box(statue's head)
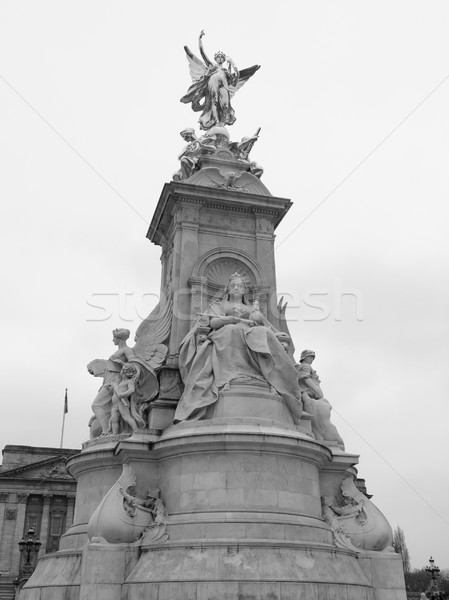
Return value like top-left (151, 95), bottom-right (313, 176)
top-left (224, 273), bottom-right (248, 302)
top-left (180, 128), bottom-right (195, 141)
top-left (147, 488), bottom-right (160, 500)
top-left (300, 349), bottom-right (316, 364)
top-left (112, 328), bottom-right (131, 343)
top-left (214, 51), bottom-right (226, 65)
top-left (276, 332), bottom-right (291, 353)
top-left (121, 363), bottom-right (138, 379)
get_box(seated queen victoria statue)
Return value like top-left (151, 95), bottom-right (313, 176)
top-left (174, 274), bottom-right (303, 424)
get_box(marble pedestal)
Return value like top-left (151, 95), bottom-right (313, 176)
top-left (21, 385), bottom-right (406, 600)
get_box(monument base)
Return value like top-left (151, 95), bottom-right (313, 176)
top-left (21, 416), bottom-right (406, 600)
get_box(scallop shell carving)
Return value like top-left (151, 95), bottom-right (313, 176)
top-left (205, 259), bottom-right (255, 287)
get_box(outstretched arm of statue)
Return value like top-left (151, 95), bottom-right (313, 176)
top-left (198, 30), bottom-right (213, 67)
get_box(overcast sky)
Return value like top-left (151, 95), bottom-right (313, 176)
top-left (1, 1), bottom-right (448, 570)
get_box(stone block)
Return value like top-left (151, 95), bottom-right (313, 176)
top-left (158, 582), bottom-right (198, 600)
top-left (225, 471), bottom-right (260, 489)
top-left (242, 454), bottom-right (277, 473)
top-left (197, 581), bottom-right (239, 600)
top-left (276, 456), bottom-right (305, 477)
top-left (79, 583), bottom-right (123, 600)
top-left (206, 488), bottom-right (245, 508)
top-left (357, 552), bottom-right (407, 600)
top-left (277, 490), bottom-right (305, 510)
top-left (303, 461), bottom-right (319, 478)
top-left (169, 523), bottom-right (206, 540)
top-left (212, 387), bottom-right (294, 424)
top-left (146, 400), bottom-right (176, 430)
top-left (122, 583), bottom-right (158, 600)
top-left (205, 522), bottom-right (244, 539)
top-left (180, 489), bottom-right (210, 509)
top-left (159, 457), bottom-right (182, 477)
top-left (193, 471), bottom-right (226, 490)
top-left (124, 548), bottom-right (140, 580)
top-left (208, 453), bottom-right (243, 472)
top-left (347, 586), bottom-right (371, 600)
top-left (18, 589), bottom-right (41, 600)
top-left (280, 582), bottom-right (319, 599)
top-left (244, 488), bottom-right (278, 508)
top-left (45, 588), bottom-right (80, 600)
top-left (284, 475), bottom-right (306, 493)
top-left (284, 523), bottom-right (330, 543)
top-left (303, 494), bottom-right (323, 516)
top-left (258, 471), bottom-right (289, 491)
top-left (81, 545), bottom-right (127, 584)
top-left (180, 472), bottom-right (195, 490)
top-left (182, 454), bottom-right (211, 473)
top-left (237, 581), bottom-right (281, 599)
top-left (245, 521), bottom-right (283, 540)
top-left (311, 478), bottom-right (320, 496)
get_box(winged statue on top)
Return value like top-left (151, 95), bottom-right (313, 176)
top-left (88, 294), bottom-right (173, 437)
top-left (180, 30), bottom-right (260, 131)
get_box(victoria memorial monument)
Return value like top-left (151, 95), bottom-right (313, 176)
top-left (21, 32), bottom-right (407, 600)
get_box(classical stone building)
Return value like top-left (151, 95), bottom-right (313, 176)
top-left (0, 445), bottom-right (79, 599)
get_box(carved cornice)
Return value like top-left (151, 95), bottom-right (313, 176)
top-left (148, 182), bottom-right (292, 247)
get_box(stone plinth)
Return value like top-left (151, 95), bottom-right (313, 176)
top-left (20, 416), bottom-right (406, 600)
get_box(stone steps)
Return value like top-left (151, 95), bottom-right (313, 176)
top-left (0, 580), bottom-right (15, 600)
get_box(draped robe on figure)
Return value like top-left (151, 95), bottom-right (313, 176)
top-left (174, 300), bottom-right (302, 422)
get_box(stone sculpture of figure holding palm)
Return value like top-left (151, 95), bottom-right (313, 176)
top-left (180, 31), bottom-right (260, 130)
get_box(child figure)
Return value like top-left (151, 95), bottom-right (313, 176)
top-left (108, 363), bottom-right (140, 434)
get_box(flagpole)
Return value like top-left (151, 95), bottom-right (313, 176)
top-left (60, 388), bottom-right (68, 449)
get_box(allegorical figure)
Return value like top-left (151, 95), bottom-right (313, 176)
top-left (180, 31), bottom-right (260, 130)
top-left (89, 328), bottom-right (135, 436)
top-left (173, 128), bottom-right (216, 181)
top-left (108, 363), bottom-right (142, 434)
top-left (174, 273), bottom-right (303, 424)
top-left (296, 349), bottom-right (345, 449)
top-left (87, 295), bottom-right (173, 436)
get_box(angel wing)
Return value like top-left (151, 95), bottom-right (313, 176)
top-left (229, 65), bottom-right (261, 98)
top-left (128, 295), bottom-right (173, 405)
top-left (133, 293), bottom-right (173, 372)
top-left (183, 46), bottom-right (209, 82)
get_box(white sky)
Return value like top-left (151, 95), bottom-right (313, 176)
top-left (1, 1), bottom-right (448, 570)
